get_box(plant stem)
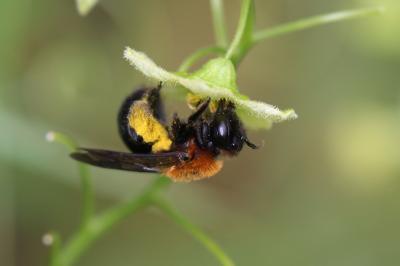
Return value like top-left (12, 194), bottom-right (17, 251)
top-left (252, 6), bottom-right (385, 43)
top-left (225, 5), bottom-right (384, 66)
top-left (46, 131), bottom-right (94, 228)
top-left (178, 46), bottom-right (226, 72)
top-left (225, 0), bottom-right (254, 65)
top-left (54, 176), bottom-right (171, 266)
top-left (153, 198), bottom-right (235, 266)
top-left (46, 232), bottom-right (61, 266)
top-left (46, 131), bottom-right (78, 151)
top-left (210, 0), bottom-right (228, 48)
top-left (78, 164), bottom-right (93, 228)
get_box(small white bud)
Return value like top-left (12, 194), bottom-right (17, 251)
top-left (45, 131), bottom-right (55, 142)
top-left (42, 233), bottom-right (54, 246)
top-left (76, 0), bottom-right (99, 16)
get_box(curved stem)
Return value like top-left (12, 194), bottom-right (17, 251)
top-left (46, 132), bottom-right (94, 228)
top-left (46, 131), bottom-right (78, 151)
top-left (55, 176), bottom-right (171, 266)
top-left (210, 0), bottom-right (228, 47)
top-left (178, 46), bottom-right (226, 72)
top-left (253, 6), bottom-right (385, 43)
top-left (153, 198), bottom-right (235, 266)
top-left (225, 0), bottom-right (254, 64)
top-left (227, 5), bottom-right (384, 66)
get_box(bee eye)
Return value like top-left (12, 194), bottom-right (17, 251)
top-left (217, 122), bottom-right (229, 138)
top-left (230, 136), bottom-right (243, 152)
top-left (212, 121), bottom-right (231, 147)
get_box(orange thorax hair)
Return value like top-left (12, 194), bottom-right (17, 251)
top-left (163, 140), bottom-right (223, 182)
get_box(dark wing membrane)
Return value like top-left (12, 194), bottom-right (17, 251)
top-left (70, 148), bottom-right (189, 173)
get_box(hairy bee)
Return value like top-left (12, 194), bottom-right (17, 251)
top-left (71, 85), bottom-right (257, 182)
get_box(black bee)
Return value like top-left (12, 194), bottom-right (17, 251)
top-left (71, 84), bottom-right (257, 182)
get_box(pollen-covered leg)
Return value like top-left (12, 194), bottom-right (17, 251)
top-left (118, 86), bottom-right (172, 153)
top-left (118, 88), bottom-right (152, 153)
top-left (146, 84), bottom-right (166, 123)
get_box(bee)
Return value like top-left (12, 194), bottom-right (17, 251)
top-left (71, 84), bottom-right (257, 182)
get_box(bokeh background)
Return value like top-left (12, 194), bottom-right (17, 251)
top-left (1, 0), bottom-right (400, 265)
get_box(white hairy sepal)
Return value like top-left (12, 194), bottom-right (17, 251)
top-left (123, 47), bottom-right (297, 129)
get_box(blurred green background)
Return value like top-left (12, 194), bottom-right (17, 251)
top-left (1, 0), bottom-right (400, 265)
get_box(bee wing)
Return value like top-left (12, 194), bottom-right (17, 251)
top-left (70, 148), bottom-right (189, 173)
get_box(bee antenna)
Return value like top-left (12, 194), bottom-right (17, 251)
top-left (244, 138), bottom-right (260, 149)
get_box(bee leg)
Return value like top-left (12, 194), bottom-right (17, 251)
top-left (202, 121), bottom-right (219, 153)
top-left (171, 113), bottom-right (192, 145)
top-left (187, 97), bottom-right (211, 124)
top-left (147, 85), bottom-right (166, 123)
top-left (195, 119), bottom-right (211, 149)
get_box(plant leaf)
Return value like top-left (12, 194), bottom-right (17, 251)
top-left (124, 47), bottom-right (297, 129)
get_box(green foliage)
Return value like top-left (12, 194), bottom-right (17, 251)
top-left (225, 0), bottom-right (255, 65)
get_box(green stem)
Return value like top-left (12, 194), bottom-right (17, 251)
top-left (46, 131), bottom-right (78, 151)
top-left (78, 164), bottom-right (93, 228)
top-left (225, 0), bottom-right (254, 64)
top-left (210, 0), bottom-right (228, 47)
top-left (153, 198), bottom-right (235, 266)
top-left (46, 131), bottom-right (94, 228)
top-left (47, 232), bottom-right (61, 266)
top-left (178, 46), bottom-right (226, 72)
top-left (55, 176), bottom-right (171, 266)
top-left (252, 6), bottom-right (385, 43)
